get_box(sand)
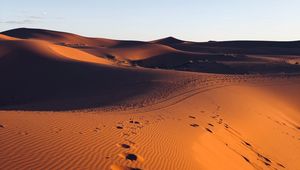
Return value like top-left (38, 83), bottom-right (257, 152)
top-left (0, 28), bottom-right (300, 170)
top-left (0, 76), bottom-right (299, 170)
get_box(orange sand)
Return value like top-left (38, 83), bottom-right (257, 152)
top-left (0, 28), bottom-right (300, 170)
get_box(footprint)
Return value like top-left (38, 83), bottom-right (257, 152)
top-left (117, 143), bottom-right (131, 149)
top-left (110, 164), bottom-right (142, 170)
top-left (190, 123), bottom-right (199, 127)
top-left (0, 124), bottom-right (4, 128)
top-left (116, 126), bottom-right (124, 129)
top-left (189, 116), bottom-right (196, 119)
top-left (126, 154), bottom-right (138, 161)
top-left (242, 141), bottom-right (252, 147)
top-left (241, 155), bottom-right (250, 163)
top-left (263, 161), bottom-right (271, 166)
top-left (205, 128), bottom-right (213, 133)
top-left (94, 127), bottom-right (101, 132)
top-left (276, 163), bottom-right (285, 168)
top-left (211, 115), bottom-right (219, 119)
top-left (257, 153), bottom-right (271, 165)
top-left (129, 120), bottom-right (141, 125)
top-left (208, 123), bottom-right (214, 127)
top-left (118, 153), bottom-right (144, 162)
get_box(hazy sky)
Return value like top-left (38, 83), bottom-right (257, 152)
top-left (1, 0), bottom-right (299, 41)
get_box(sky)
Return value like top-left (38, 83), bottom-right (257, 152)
top-left (1, 0), bottom-right (300, 41)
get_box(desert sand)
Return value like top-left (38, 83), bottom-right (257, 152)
top-left (0, 28), bottom-right (300, 170)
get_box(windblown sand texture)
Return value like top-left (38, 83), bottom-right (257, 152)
top-left (0, 28), bottom-right (300, 170)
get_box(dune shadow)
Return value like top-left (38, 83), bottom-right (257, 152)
top-left (0, 49), bottom-right (162, 111)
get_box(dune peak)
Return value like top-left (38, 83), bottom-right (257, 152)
top-left (152, 36), bottom-right (184, 45)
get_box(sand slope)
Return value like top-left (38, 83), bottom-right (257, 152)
top-left (0, 28), bottom-right (300, 170)
top-left (0, 34), bottom-right (18, 40)
top-left (0, 37), bottom-right (191, 110)
top-left (2, 28), bottom-right (300, 74)
top-left (1, 28), bottom-right (119, 47)
top-left (0, 76), bottom-right (299, 170)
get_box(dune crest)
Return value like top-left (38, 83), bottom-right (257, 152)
top-left (0, 34), bottom-right (18, 40)
top-left (0, 28), bottom-right (299, 170)
top-left (2, 28), bottom-right (300, 74)
top-left (49, 43), bottom-right (114, 65)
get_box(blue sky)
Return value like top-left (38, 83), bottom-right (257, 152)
top-left (1, 0), bottom-right (300, 41)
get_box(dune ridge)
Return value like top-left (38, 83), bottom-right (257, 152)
top-left (0, 37), bottom-right (185, 110)
top-left (2, 28), bottom-right (300, 74)
top-left (0, 34), bottom-right (19, 40)
top-left (0, 28), bottom-right (299, 170)
top-left (0, 76), bottom-right (299, 170)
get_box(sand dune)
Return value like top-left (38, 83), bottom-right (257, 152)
top-left (0, 28), bottom-right (300, 170)
top-left (1, 28), bottom-right (119, 47)
top-left (165, 40), bottom-right (300, 55)
top-left (0, 37), bottom-right (189, 110)
top-left (81, 43), bottom-right (178, 66)
top-left (103, 43), bottom-right (178, 61)
top-left (2, 28), bottom-right (300, 74)
top-left (0, 76), bottom-right (299, 170)
top-left (0, 34), bottom-right (18, 40)
top-left (0, 38), bottom-right (113, 66)
top-left (151, 36), bottom-right (185, 45)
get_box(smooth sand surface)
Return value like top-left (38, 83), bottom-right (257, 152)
top-left (0, 28), bottom-right (300, 170)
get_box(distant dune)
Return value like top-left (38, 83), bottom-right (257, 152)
top-left (0, 33), bottom-right (188, 110)
top-left (1, 28), bottom-right (119, 47)
top-left (0, 28), bottom-right (299, 170)
top-left (2, 28), bottom-right (300, 74)
top-left (151, 36), bottom-right (185, 45)
top-left (0, 34), bottom-right (18, 40)
top-left (1, 28), bottom-right (300, 109)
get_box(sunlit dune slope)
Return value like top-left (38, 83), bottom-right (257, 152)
top-left (83, 43), bottom-right (178, 61)
top-left (0, 38), bottom-right (184, 110)
top-left (1, 28), bottom-right (119, 47)
top-left (0, 39), bottom-right (113, 65)
top-left (0, 27), bottom-right (300, 170)
top-left (3, 28), bottom-right (300, 74)
top-left (0, 34), bottom-right (18, 40)
top-left (0, 77), bottom-right (299, 170)
top-left (1, 28), bottom-right (179, 61)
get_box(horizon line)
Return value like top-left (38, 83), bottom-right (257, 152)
top-left (1, 27), bottom-right (300, 43)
